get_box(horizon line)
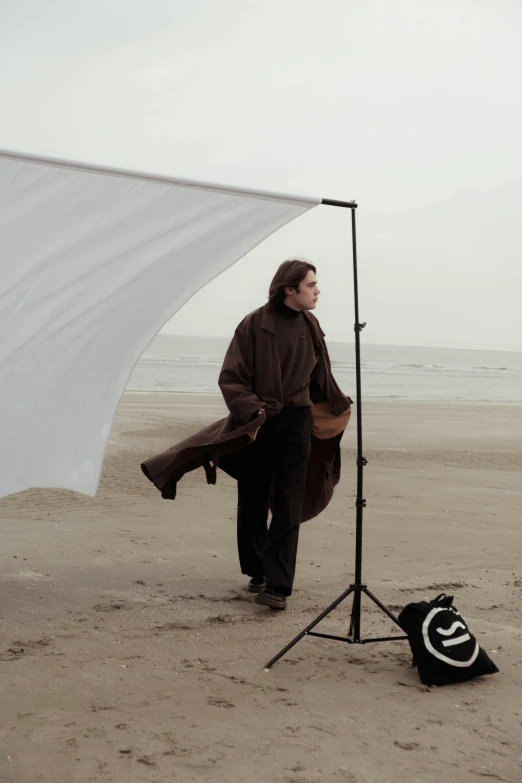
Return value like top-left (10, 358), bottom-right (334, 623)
top-left (157, 332), bottom-right (522, 355)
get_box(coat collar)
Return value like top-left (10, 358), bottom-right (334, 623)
top-left (260, 303), bottom-right (325, 343)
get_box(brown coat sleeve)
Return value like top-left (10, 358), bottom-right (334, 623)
top-left (218, 315), bottom-right (265, 424)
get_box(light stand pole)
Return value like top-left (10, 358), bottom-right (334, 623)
top-left (264, 199), bottom-right (407, 669)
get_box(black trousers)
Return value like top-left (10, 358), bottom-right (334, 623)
top-left (236, 406), bottom-right (313, 596)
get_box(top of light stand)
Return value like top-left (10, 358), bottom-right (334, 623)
top-left (321, 198), bottom-right (358, 209)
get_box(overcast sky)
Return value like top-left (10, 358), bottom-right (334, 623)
top-left (1, 1), bottom-right (521, 350)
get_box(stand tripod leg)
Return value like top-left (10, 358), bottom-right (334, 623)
top-left (264, 586), bottom-right (354, 669)
top-left (362, 587), bottom-right (405, 629)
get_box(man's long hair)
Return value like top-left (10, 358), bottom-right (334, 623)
top-left (268, 259), bottom-right (316, 309)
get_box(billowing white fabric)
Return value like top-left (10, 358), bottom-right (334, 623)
top-left (0, 150), bottom-right (318, 499)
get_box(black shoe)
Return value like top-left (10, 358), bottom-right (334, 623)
top-left (255, 589), bottom-right (287, 610)
top-left (247, 576), bottom-right (266, 594)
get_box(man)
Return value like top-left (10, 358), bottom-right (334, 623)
top-left (141, 259), bottom-right (351, 611)
top-left (218, 259), bottom-right (351, 609)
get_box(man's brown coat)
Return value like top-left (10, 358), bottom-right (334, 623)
top-left (141, 304), bottom-right (352, 522)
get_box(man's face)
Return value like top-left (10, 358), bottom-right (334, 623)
top-left (285, 270), bottom-right (320, 311)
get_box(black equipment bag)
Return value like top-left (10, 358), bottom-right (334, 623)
top-left (398, 593), bottom-right (499, 687)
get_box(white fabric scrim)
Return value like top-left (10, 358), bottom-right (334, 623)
top-left (0, 150), bottom-right (319, 499)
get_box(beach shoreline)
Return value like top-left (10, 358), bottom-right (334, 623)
top-left (125, 387), bottom-right (522, 406)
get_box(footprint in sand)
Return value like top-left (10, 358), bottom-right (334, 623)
top-left (207, 697), bottom-right (235, 709)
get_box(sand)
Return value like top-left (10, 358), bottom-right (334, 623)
top-left (0, 393), bottom-right (521, 783)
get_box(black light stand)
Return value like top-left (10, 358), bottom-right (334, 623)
top-left (264, 199), bottom-right (408, 669)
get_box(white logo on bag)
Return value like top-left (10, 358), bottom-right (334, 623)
top-left (422, 606), bottom-right (479, 667)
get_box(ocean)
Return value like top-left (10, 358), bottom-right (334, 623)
top-left (127, 335), bottom-right (522, 405)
